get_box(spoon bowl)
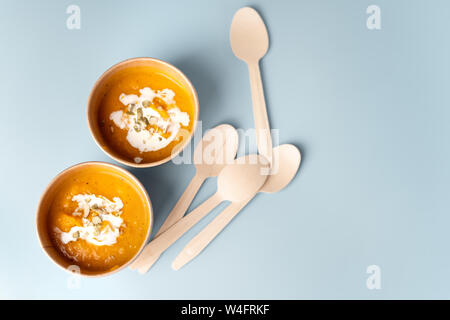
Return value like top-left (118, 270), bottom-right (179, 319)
top-left (261, 144), bottom-right (301, 193)
top-left (230, 7), bottom-right (269, 62)
top-left (218, 154), bottom-right (267, 202)
top-left (194, 124), bottom-right (239, 177)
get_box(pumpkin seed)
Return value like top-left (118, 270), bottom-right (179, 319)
top-left (137, 108), bottom-right (143, 118)
top-left (127, 104), bottom-right (136, 114)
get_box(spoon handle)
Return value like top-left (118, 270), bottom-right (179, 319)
top-left (129, 173), bottom-right (205, 270)
top-left (248, 61), bottom-right (273, 165)
top-left (135, 193), bottom-right (222, 274)
top-left (172, 198), bottom-right (252, 270)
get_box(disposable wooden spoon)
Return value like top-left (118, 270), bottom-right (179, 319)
top-left (172, 144), bottom-right (301, 270)
top-left (135, 154), bottom-right (269, 274)
top-left (231, 7), bottom-right (272, 165)
top-left (130, 124), bottom-right (238, 270)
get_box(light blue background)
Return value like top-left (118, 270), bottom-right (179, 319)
top-left (1, 0), bottom-right (449, 299)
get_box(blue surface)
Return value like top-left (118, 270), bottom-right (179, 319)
top-left (1, 0), bottom-right (450, 299)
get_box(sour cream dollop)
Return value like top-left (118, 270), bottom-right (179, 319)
top-left (58, 194), bottom-right (124, 246)
top-left (109, 87), bottom-right (190, 160)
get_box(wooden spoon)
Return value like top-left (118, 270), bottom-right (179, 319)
top-left (135, 154), bottom-right (269, 274)
top-left (172, 144), bottom-right (301, 270)
top-left (129, 124), bottom-right (238, 270)
top-left (230, 7), bottom-right (272, 165)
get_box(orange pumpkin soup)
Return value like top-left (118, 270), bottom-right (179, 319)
top-left (97, 66), bottom-right (196, 164)
top-left (47, 165), bottom-right (150, 273)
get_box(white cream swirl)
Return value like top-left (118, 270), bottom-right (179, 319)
top-left (109, 87), bottom-right (189, 160)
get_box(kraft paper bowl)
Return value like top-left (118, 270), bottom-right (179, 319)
top-left (36, 161), bottom-right (153, 277)
top-left (87, 57), bottom-right (199, 168)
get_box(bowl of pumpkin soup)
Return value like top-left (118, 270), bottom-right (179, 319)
top-left (36, 162), bottom-right (152, 276)
top-left (87, 57), bottom-right (199, 167)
